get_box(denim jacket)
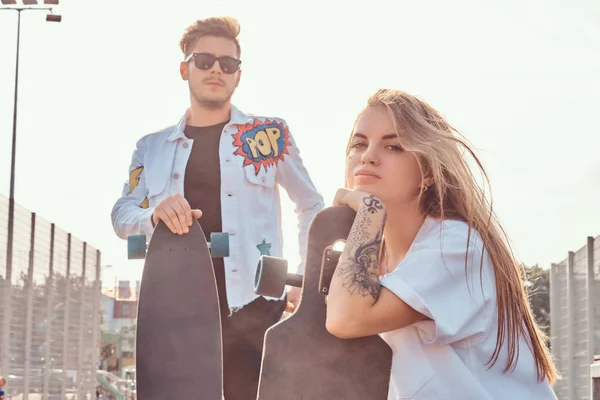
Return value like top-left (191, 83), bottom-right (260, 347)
top-left (111, 105), bottom-right (324, 312)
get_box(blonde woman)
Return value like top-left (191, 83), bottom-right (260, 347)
top-left (325, 89), bottom-right (558, 399)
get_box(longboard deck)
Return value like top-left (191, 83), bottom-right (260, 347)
top-left (257, 206), bottom-right (393, 399)
top-left (136, 220), bottom-right (223, 400)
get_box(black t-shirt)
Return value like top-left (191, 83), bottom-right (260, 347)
top-left (184, 120), bottom-right (229, 314)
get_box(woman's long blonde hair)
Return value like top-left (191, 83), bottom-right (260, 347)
top-left (349, 89), bottom-right (558, 384)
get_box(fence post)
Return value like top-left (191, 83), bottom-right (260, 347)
top-left (60, 233), bottom-right (72, 399)
top-left (0, 266), bottom-right (10, 388)
top-left (91, 250), bottom-right (101, 383)
top-left (587, 237), bottom-right (595, 363)
top-left (567, 251), bottom-right (575, 400)
top-left (42, 223), bottom-right (55, 400)
top-left (550, 263), bottom-right (559, 354)
top-left (591, 357), bottom-right (600, 400)
top-left (1, 199), bottom-right (13, 384)
top-left (23, 212), bottom-right (36, 400)
top-left (76, 242), bottom-right (86, 398)
top-left (589, 237), bottom-right (597, 400)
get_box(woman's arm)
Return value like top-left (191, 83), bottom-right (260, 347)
top-left (326, 191), bottom-right (428, 338)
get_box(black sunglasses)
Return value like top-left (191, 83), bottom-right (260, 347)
top-left (184, 52), bottom-right (242, 74)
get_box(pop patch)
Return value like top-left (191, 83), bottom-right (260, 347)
top-left (232, 119), bottom-right (292, 175)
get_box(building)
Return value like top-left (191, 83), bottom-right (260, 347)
top-left (99, 280), bottom-right (139, 385)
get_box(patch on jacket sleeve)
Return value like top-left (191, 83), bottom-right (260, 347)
top-left (128, 166), bottom-right (149, 209)
top-left (232, 119), bottom-right (292, 175)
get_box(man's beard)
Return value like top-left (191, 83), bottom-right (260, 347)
top-left (190, 84), bottom-right (234, 110)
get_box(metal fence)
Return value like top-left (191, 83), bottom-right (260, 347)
top-left (550, 234), bottom-right (600, 400)
top-left (0, 194), bottom-right (101, 399)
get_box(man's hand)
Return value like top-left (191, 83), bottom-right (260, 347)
top-left (152, 194), bottom-right (202, 235)
top-left (285, 286), bottom-right (302, 313)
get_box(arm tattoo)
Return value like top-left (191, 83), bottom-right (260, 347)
top-left (363, 194), bottom-right (384, 214)
top-left (336, 195), bottom-right (387, 300)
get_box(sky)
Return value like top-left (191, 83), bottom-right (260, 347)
top-left (0, 0), bottom-right (598, 287)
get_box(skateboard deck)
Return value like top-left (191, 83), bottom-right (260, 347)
top-left (135, 220), bottom-right (223, 400)
top-left (255, 206), bottom-right (393, 399)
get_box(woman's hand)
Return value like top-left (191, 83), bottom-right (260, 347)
top-left (333, 188), bottom-right (386, 214)
top-left (333, 188), bottom-right (364, 211)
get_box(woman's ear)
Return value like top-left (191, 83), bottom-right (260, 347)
top-left (419, 158), bottom-right (435, 188)
top-left (423, 176), bottom-right (435, 187)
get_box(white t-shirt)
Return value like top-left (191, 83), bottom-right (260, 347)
top-left (379, 216), bottom-right (557, 400)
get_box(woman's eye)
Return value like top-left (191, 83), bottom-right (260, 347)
top-left (351, 142), bottom-right (367, 149)
top-left (387, 145), bottom-right (403, 151)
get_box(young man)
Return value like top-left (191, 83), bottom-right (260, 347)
top-left (111, 16), bottom-right (324, 399)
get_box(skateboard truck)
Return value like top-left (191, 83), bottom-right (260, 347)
top-left (254, 245), bottom-right (343, 298)
top-left (317, 246), bottom-right (343, 295)
top-left (127, 231), bottom-right (230, 260)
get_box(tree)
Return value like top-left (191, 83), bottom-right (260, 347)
top-left (523, 264), bottom-right (551, 342)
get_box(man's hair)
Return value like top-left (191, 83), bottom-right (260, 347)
top-left (179, 16), bottom-right (241, 58)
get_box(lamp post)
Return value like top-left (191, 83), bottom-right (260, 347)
top-left (0, 0), bottom-right (61, 393)
top-left (1, 0), bottom-right (61, 284)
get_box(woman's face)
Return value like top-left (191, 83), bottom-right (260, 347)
top-left (346, 106), bottom-right (424, 208)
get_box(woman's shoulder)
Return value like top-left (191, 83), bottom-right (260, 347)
top-left (413, 216), bottom-right (494, 272)
top-left (404, 216), bottom-right (497, 296)
top-left (417, 216), bottom-right (485, 250)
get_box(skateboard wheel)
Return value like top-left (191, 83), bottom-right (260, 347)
top-left (254, 255), bottom-right (288, 298)
top-left (127, 234), bottom-right (147, 259)
top-left (209, 232), bottom-right (230, 258)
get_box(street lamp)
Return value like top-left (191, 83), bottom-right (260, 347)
top-left (0, 0), bottom-right (61, 284)
top-left (0, 0), bottom-right (61, 379)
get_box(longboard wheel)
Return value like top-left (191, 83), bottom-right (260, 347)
top-left (209, 232), bottom-right (230, 258)
top-left (254, 255), bottom-right (289, 298)
top-left (127, 234), bottom-right (147, 259)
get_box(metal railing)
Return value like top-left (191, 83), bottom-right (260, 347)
top-left (0, 194), bottom-right (101, 399)
top-left (550, 234), bottom-right (599, 400)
